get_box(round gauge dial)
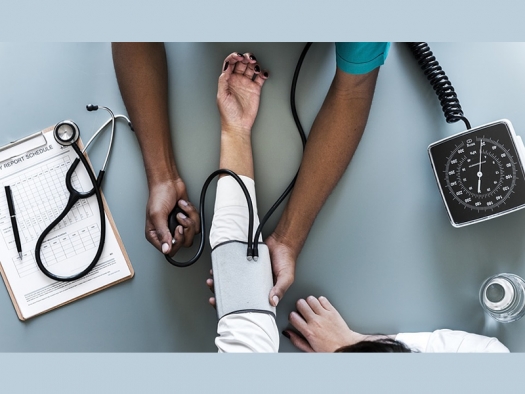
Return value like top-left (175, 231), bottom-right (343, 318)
top-left (445, 137), bottom-right (516, 211)
top-left (428, 120), bottom-right (525, 227)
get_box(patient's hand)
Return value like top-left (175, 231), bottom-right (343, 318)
top-left (283, 296), bottom-right (366, 352)
top-left (217, 52), bottom-right (269, 135)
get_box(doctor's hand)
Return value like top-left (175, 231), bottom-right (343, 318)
top-left (146, 178), bottom-right (200, 256)
top-left (265, 232), bottom-right (298, 307)
top-left (217, 52), bottom-right (269, 134)
top-left (206, 269), bottom-right (216, 309)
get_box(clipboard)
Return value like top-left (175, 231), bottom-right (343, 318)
top-left (0, 125), bottom-right (134, 320)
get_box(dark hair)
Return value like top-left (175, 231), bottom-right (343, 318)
top-left (335, 337), bottom-right (413, 353)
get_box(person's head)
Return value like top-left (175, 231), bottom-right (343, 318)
top-left (335, 337), bottom-right (413, 353)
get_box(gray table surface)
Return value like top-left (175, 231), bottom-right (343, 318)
top-left (0, 42), bottom-right (524, 352)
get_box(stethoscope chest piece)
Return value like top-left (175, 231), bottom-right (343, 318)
top-left (54, 120), bottom-right (80, 146)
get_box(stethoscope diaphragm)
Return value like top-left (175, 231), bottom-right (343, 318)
top-left (53, 120), bottom-right (80, 146)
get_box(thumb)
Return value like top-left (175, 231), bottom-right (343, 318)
top-left (218, 66), bottom-right (232, 98)
top-left (151, 212), bottom-right (173, 254)
top-left (284, 330), bottom-right (314, 353)
top-left (269, 269), bottom-right (294, 307)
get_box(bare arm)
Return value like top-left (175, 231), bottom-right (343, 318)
top-left (266, 67), bottom-right (380, 306)
top-left (111, 43), bottom-right (199, 255)
top-left (211, 52), bottom-right (278, 352)
top-left (217, 51), bottom-right (262, 178)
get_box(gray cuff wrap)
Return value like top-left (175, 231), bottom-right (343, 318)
top-left (211, 241), bottom-right (276, 320)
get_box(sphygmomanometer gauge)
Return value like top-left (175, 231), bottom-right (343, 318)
top-left (428, 120), bottom-right (525, 227)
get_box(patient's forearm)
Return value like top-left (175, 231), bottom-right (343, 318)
top-left (219, 129), bottom-right (254, 179)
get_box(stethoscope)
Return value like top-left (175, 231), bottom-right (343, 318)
top-left (35, 105), bottom-right (133, 282)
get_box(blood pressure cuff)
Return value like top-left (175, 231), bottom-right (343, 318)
top-left (211, 241), bottom-right (276, 320)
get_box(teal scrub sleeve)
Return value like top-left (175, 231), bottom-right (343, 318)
top-left (335, 42), bottom-right (390, 75)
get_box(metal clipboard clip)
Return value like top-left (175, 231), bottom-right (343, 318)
top-left (0, 131), bottom-right (49, 164)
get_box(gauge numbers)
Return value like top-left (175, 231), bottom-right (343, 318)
top-left (445, 137), bottom-right (516, 211)
top-left (428, 120), bottom-right (525, 227)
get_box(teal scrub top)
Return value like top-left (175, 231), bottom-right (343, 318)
top-left (335, 42), bottom-right (390, 74)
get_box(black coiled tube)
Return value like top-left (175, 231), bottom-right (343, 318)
top-left (407, 42), bottom-right (471, 129)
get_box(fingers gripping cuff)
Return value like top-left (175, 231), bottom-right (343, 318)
top-left (211, 241), bottom-right (276, 320)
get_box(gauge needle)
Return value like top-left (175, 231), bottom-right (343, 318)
top-left (477, 139), bottom-right (483, 193)
top-left (469, 160), bottom-right (486, 168)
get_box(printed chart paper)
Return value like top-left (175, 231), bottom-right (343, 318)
top-left (0, 127), bottom-right (133, 320)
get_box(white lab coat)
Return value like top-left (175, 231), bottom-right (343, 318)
top-left (210, 176), bottom-right (509, 353)
top-left (396, 329), bottom-right (509, 352)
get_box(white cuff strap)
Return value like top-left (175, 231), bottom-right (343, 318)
top-left (211, 241), bottom-right (276, 320)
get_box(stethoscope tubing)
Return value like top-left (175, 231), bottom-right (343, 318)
top-left (35, 109), bottom-right (132, 281)
top-left (35, 143), bottom-right (106, 282)
top-left (164, 169), bottom-right (255, 267)
top-left (82, 107), bottom-right (116, 171)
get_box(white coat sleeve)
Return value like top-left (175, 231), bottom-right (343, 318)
top-left (396, 329), bottom-right (509, 353)
top-left (210, 175), bottom-right (279, 353)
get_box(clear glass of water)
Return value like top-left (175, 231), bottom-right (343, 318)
top-left (479, 273), bottom-right (525, 323)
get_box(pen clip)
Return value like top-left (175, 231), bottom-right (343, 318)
top-left (4, 185), bottom-right (15, 213)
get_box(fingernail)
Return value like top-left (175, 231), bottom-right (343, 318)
top-left (273, 295), bottom-right (279, 306)
top-left (179, 199), bottom-right (188, 206)
top-left (223, 61), bottom-right (229, 71)
top-left (236, 52), bottom-right (243, 57)
top-left (178, 212), bottom-right (187, 219)
top-left (282, 330), bottom-right (290, 339)
top-left (254, 65), bottom-right (260, 72)
top-left (178, 226), bottom-right (184, 235)
top-left (161, 243), bottom-right (169, 253)
top-left (249, 55), bottom-right (256, 61)
top-left (263, 72), bottom-right (269, 78)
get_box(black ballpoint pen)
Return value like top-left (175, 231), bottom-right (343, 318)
top-left (4, 185), bottom-right (22, 259)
